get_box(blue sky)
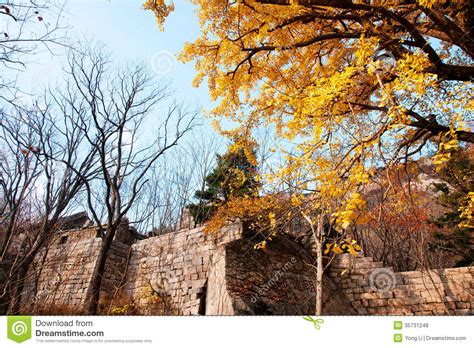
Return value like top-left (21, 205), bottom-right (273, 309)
top-left (7, 0), bottom-right (276, 171)
top-left (4, 0), bottom-right (230, 221)
top-left (16, 0), bottom-right (212, 112)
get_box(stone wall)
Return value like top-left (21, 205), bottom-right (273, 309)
top-left (97, 240), bottom-right (132, 313)
top-left (13, 218), bottom-right (473, 316)
top-left (21, 227), bottom-right (101, 314)
top-left (330, 254), bottom-right (474, 315)
top-left (206, 235), bottom-right (355, 315)
top-left (116, 223), bottom-right (243, 315)
top-left (21, 224), bottom-right (132, 314)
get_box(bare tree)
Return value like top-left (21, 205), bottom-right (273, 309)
top-left (1, 0), bottom-right (67, 109)
top-left (0, 116), bottom-right (41, 261)
top-left (132, 151), bottom-right (193, 235)
top-left (0, 99), bottom-right (100, 314)
top-left (58, 49), bottom-right (197, 314)
top-left (0, 115), bottom-right (42, 313)
top-left (133, 131), bottom-right (225, 234)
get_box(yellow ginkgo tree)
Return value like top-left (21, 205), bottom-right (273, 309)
top-left (146, 0), bottom-right (473, 222)
top-left (146, 0), bottom-right (473, 312)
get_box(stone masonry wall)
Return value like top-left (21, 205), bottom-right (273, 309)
top-left (330, 254), bottom-right (474, 315)
top-left (21, 227), bottom-right (100, 314)
top-left (14, 219), bottom-right (473, 316)
top-left (206, 235), bottom-right (356, 315)
top-left (117, 223), bottom-right (243, 315)
top-left (21, 225), bottom-right (132, 314)
top-left (97, 240), bottom-right (132, 313)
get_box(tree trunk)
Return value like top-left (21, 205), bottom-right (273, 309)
top-left (7, 227), bottom-right (54, 314)
top-left (86, 226), bottom-right (116, 315)
top-left (8, 262), bottom-right (30, 314)
top-left (0, 218), bottom-right (17, 262)
top-left (31, 247), bottom-right (50, 313)
top-left (302, 212), bottom-right (324, 315)
top-left (314, 215), bottom-right (323, 316)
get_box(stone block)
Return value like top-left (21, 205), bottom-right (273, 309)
top-left (456, 302), bottom-right (470, 309)
top-left (402, 297), bottom-right (424, 306)
top-left (379, 291), bottom-right (393, 299)
top-left (191, 279), bottom-right (207, 289)
top-left (388, 299), bottom-right (404, 307)
top-left (445, 302), bottom-right (457, 310)
top-left (403, 277), bottom-right (425, 285)
top-left (360, 292), bottom-right (380, 300)
top-left (367, 308), bottom-right (389, 315)
top-left (369, 299), bottom-right (388, 307)
top-left (394, 290), bottom-right (414, 298)
top-left (420, 290), bottom-right (442, 299)
top-left (454, 309), bottom-right (472, 315)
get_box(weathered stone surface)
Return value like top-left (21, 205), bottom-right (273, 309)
top-left (330, 254), bottom-right (473, 316)
top-left (15, 220), bottom-right (473, 316)
top-left (206, 236), bottom-right (356, 315)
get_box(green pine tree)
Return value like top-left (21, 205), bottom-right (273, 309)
top-left (188, 142), bottom-right (260, 224)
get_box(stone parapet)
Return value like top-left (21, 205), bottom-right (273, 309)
top-left (330, 254), bottom-right (473, 315)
